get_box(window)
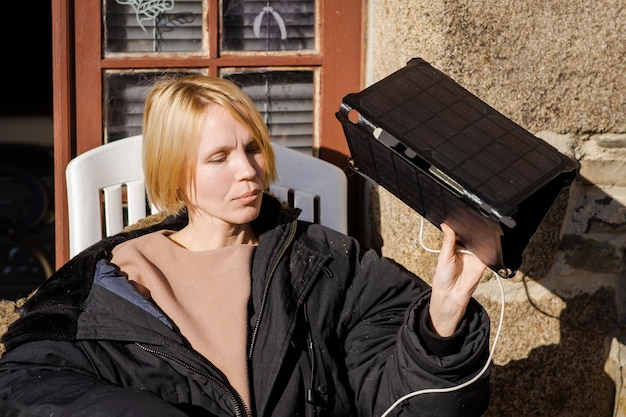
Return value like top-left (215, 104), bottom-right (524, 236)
top-left (105, 1), bottom-right (204, 53)
top-left (222, 0), bottom-right (315, 51)
top-left (100, 0), bottom-right (320, 153)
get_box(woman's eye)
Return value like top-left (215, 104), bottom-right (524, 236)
top-left (247, 145), bottom-right (261, 154)
top-left (208, 154), bottom-right (226, 163)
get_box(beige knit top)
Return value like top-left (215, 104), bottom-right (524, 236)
top-left (111, 230), bottom-right (255, 408)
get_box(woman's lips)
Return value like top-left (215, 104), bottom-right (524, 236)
top-left (234, 189), bottom-right (261, 204)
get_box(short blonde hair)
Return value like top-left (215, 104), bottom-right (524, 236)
top-left (142, 75), bottom-right (277, 215)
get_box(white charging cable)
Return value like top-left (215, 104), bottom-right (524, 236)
top-left (379, 218), bottom-right (505, 417)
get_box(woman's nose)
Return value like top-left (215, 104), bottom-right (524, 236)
top-left (234, 151), bottom-right (259, 179)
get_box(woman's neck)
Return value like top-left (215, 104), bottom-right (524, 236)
top-left (168, 222), bottom-right (257, 252)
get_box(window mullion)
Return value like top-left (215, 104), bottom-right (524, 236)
top-left (209, 0), bottom-right (220, 60)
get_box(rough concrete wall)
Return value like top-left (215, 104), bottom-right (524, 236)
top-left (366, 0), bottom-right (625, 132)
top-left (364, 0), bottom-right (626, 415)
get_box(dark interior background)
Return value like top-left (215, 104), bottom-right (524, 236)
top-left (0, 1), bottom-right (54, 299)
top-left (1, 2), bottom-right (53, 116)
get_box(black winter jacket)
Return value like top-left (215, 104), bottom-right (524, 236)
top-left (0, 194), bottom-right (490, 417)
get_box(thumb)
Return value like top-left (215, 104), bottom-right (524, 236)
top-left (439, 223), bottom-right (457, 256)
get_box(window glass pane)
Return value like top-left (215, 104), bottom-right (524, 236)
top-left (222, 0), bottom-right (315, 52)
top-left (104, 70), bottom-right (202, 142)
top-left (104, 0), bottom-right (205, 54)
top-left (105, 70), bottom-right (313, 153)
top-left (223, 70), bottom-right (314, 153)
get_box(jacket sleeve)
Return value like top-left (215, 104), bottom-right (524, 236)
top-left (339, 249), bottom-right (491, 417)
top-left (0, 341), bottom-right (197, 417)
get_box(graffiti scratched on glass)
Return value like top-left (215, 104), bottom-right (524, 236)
top-left (116, 0), bottom-right (175, 32)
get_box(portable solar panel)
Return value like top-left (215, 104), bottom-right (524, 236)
top-left (336, 58), bottom-right (579, 278)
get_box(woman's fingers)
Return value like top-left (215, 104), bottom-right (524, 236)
top-left (439, 223), bottom-right (457, 258)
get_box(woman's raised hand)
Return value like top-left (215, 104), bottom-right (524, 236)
top-left (428, 223), bottom-right (487, 337)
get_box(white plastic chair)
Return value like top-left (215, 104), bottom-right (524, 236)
top-left (66, 135), bottom-right (348, 257)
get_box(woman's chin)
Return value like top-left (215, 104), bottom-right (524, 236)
top-left (232, 206), bottom-right (262, 225)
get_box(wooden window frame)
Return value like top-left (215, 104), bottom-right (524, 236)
top-left (53, 0), bottom-right (363, 266)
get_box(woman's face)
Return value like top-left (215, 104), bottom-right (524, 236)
top-left (186, 104), bottom-right (266, 227)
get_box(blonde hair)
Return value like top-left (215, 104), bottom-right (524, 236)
top-left (142, 75), bottom-right (277, 215)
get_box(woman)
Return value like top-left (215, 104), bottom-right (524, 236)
top-left (0, 75), bottom-right (491, 416)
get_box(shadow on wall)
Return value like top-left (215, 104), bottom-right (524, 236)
top-left (482, 175), bottom-right (624, 416)
top-left (485, 287), bottom-right (616, 416)
top-left (488, 176), bottom-right (626, 416)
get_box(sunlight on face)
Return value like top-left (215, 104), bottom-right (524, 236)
top-left (186, 104), bottom-right (267, 227)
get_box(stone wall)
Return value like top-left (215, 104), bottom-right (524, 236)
top-left (364, 1), bottom-right (626, 415)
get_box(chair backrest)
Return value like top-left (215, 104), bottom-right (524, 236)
top-left (66, 135), bottom-right (348, 257)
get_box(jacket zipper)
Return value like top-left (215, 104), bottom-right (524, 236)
top-left (303, 303), bottom-right (322, 406)
top-left (248, 219), bottom-right (298, 360)
top-left (134, 342), bottom-right (249, 417)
